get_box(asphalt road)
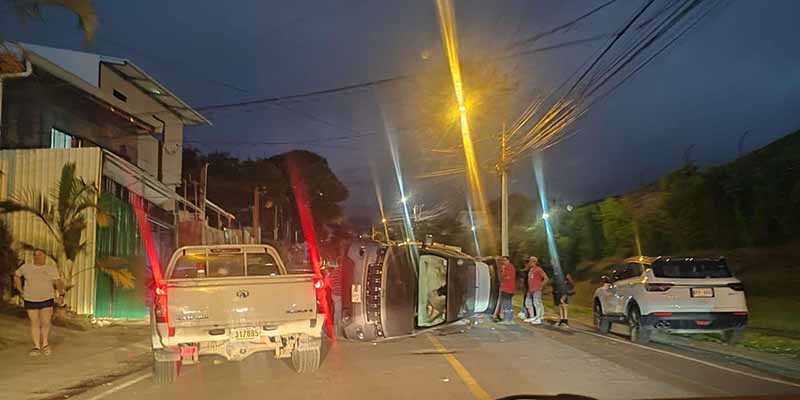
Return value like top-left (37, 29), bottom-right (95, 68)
top-left (76, 318), bottom-right (800, 400)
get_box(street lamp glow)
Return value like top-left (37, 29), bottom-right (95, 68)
top-left (381, 218), bottom-right (387, 224)
top-left (470, 225), bottom-right (476, 232)
top-left (458, 104), bottom-right (466, 112)
top-left (400, 196), bottom-right (408, 204)
top-left (542, 213), bottom-right (550, 220)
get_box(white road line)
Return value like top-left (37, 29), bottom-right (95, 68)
top-left (82, 372), bottom-right (152, 400)
top-left (571, 325), bottom-right (800, 389)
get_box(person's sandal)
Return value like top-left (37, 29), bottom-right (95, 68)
top-left (29, 348), bottom-right (41, 357)
top-left (41, 345), bottom-right (51, 356)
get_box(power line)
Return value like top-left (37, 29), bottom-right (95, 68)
top-left (507, 0), bottom-right (621, 50)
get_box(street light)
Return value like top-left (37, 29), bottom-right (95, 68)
top-left (470, 225), bottom-right (476, 232)
top-left (381, 218), bottom-right (387, 224)
top-left (542, 212), bottom-right (550, 220)
top-left (400, 196), bottom-right (408, 204)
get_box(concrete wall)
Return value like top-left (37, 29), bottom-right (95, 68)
top-left (98, 64), bottom-right (184, 189)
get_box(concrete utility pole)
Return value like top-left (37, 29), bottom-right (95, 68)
top-left (500, 124), bottom-right (509, 257)
top-left (252, 187), bottom-right (261, 244)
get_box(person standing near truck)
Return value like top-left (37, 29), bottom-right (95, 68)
top-left (498, 257), bottom-right (516, 324)
top-left (13, 249), bottom-right (64, 356)
top-left (525, 256), bottom-right (549, 324)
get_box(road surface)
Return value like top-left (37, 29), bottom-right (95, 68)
top-left (76, 318), bottom-right (800, 400)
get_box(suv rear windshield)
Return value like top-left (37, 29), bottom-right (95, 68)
top-left (652, 259), bottom-right (732, 278)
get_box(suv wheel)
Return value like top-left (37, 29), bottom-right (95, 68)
top-left (593, 301), bottom-right (611, 334)
top-left (628, 304), bottom-right (651, 344)
top-left (723, 328), bottom-right (745, 345)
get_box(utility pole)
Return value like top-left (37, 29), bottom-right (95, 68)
top-left (273, 203), bottom-right (279, 241)
top-left (500, 124), bottom-right (509, 257)
top-left (252, 187), bottom-right (261, 244)
top-left (200, 163), bottom-right (209, 245)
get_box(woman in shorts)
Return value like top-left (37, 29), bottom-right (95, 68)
top-left (14, 249), bottom-right (64, 356)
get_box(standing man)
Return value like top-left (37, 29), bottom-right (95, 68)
top-left (524, 256), bottom-right (549, 324)
top-left (498, 257), bottom-right (516, 324)
top-left (14, 249), bottom-right (64, 356)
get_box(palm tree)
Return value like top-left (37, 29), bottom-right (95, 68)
top-left (0, 163), bottom-right (132, 292)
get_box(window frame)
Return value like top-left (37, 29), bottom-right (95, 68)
top-left (166, 247), bottom-right (288, 281)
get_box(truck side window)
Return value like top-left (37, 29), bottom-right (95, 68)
top-left (247, 253), bottom-right (280, 276)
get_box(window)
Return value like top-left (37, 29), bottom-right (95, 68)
top-left (247, 252), bottom-right (280, 276)
top-left (113, 89), bottom-right (127, 102)
top-left (653, 260), bottom-right (732, 279)
top-left (417, 255), bottom-right (448, 327)
top-left (50, 128), bottom-right (80, 148)
top-left (170, 252), bottom-right (245, 279)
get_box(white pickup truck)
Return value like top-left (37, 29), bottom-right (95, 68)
top-left (150, 244), bottom-right (324, 383)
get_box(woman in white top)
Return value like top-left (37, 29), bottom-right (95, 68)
top-left (13, 249), bottom-right (65, 356)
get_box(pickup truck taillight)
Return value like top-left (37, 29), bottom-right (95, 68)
top-left (154, 284), bottom-right (170, 325)
top-left (645, 283), bottom-right (673, 292)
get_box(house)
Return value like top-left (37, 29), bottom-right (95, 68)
top-left (0, 43), bottom-right (243, 318)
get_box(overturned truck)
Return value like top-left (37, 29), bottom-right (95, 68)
top-left (341, 240), bottom-right (500, 340)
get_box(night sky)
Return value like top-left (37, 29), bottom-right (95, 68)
top-left (3, 0), bottom-right (799, 222)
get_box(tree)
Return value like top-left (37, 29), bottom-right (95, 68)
top-left (0, 219), bottom-right (21, 300)
top-left (3, 0), bottom-right (98, 44)
top-left (0, 163), bottom-right (130, 293)
top-left (598, 197), bottom-right (634, 257)
top-left (413, 214), bottom-right (470, 252)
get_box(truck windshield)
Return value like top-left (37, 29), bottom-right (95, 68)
top-left (418, 254), bottom-right (447, 327)
top-left (169, 251), bottom-right (281, 279)
top-left (652, 260), bottom-right (732, 278)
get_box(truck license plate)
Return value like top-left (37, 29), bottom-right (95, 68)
top-left (690, 287), bottom-right (714, 298)
top-left (352, 284), bottom-right (362, 303)
top-left (231, 327), bottom-right (261, 341)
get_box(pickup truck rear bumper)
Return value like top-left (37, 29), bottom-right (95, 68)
top-left (642, 312), bottom-right (747, 331)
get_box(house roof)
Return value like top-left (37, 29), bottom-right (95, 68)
top-left (19, 43), bottom-right (210, 126)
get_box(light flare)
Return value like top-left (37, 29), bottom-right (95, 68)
top-left (285, 153), bottom-right (335, 341)
top-left (435, 0), bottom-right (495, 251)
top-left (533, 156), bottom-right (565, 286)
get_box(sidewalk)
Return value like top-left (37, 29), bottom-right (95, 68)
top-left (511, 294), bottom-right (800, 379)
top-left (0, 313), bottom-right (152, 400)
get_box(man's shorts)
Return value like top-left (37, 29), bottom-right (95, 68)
top-left (552, 292), bottom-right (569, 305)
top-left (24, 299), bottom-right (55, 310)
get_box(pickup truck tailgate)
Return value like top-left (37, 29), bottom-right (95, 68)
top-left (167, 275), bottom-right (317, 328)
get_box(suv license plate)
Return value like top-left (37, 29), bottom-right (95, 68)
top-left (231, 327), bottom-right (261, 341)
top-left (690, 287), bottom-right (714, 298)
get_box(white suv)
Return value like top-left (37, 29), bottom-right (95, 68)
top-left (592, 256), bottom-right (748, 344)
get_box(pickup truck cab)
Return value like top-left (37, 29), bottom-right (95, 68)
top-left (593, 256), bottom-right (748, 344)
top-left (150, 244), bottom-right (324, 383)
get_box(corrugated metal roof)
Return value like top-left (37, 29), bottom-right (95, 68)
top-left (0, 148), bottom-right (103, 315)
top-left (18, 43), bottom-right (210, 126)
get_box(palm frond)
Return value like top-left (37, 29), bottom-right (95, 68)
top-left (95, 256), bottom-right (136, 289)
top-left (17, 241), bottom-right (57, 263)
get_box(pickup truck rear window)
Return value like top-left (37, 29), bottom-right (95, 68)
top-left (652, 260), bottom-right (732, 278)
top-left (170, 252), bottom-right (281, 279)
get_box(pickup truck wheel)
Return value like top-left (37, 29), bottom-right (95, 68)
top-left (153, 359), bottom-right (178, 384)
top-left (628, 305), bottom-right (651, 344)
top-left (593, 301), bottom-right (611, 334)
top-left (723, 328), bottom-right (745, 345)
top-left (292, 337), bottom-right (321, 373)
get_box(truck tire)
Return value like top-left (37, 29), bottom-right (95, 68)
top-left (292, 336), bottom-right (321, 373)
top-left (628, 304), bottom-right (651, 344)
top-left (593, 300), bottom-right (611, 334)
top-left (154, 359), bottom-right (178, 384)
top-left (723, 328), bottom-right (745, 345)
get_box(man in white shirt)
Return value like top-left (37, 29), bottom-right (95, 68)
top-left (14, 249), bottom-right (64, 356)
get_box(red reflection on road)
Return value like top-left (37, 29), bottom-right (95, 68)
top-left (286, 154), bottom-right (335, 340)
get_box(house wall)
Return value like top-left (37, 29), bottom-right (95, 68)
top-left (0, 71), bottom-right (141, 163)
top-left (98, 64), bottom-right (184, 190)
top-left (0, 147), bottom-right (102, 315)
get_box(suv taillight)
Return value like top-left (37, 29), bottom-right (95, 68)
top-left (727, 282), bottom-right (744, 291)
top-left (645, 283), bottom-right (673, 292)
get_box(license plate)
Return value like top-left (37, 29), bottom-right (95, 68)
top-left (352, 284), bottom-right (362, 303)
top-left (690, 287), bottom-right (714, 298)
top-left (231, 327), bottom-right (261, 341)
